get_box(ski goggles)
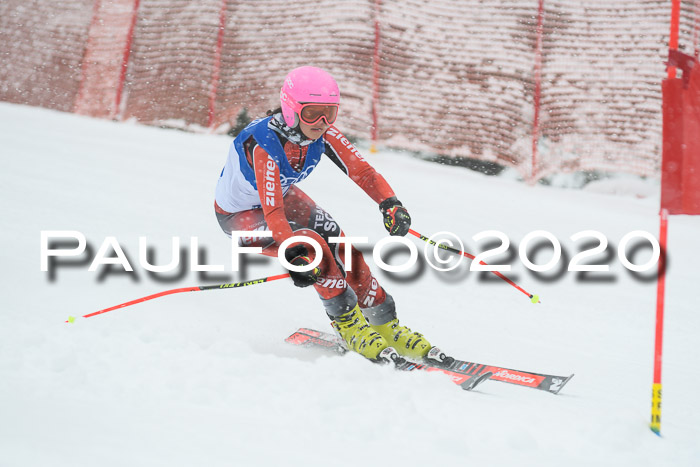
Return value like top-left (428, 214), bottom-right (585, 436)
top-left (298, 103), bottom-right (339, 125)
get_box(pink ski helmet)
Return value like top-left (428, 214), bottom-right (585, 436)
top-left (280, 66), bottom-right (340, 127)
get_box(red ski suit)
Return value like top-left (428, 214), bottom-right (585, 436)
top-left (215, 117), bottom-right (397, 322)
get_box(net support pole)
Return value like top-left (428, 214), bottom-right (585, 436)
top-left (531, 0), bottom-right (545, 182)
top-left (114, 0), bottom-right (140, 120)
top-left (207, 0), bottom-right (227, 130)
top-left (74, 0), bottom-right (102, 115)
top-left (650, 208), bottom-right (669, 436)
top-left (370, 0), bottom-right (381, 153)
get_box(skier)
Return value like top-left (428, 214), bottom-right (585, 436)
top-left (215, 66), bottom-right (442, 365)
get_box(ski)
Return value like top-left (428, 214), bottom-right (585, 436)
top-left (393, 355), bottom-right (493, 391)
top-left (286, 328), bottom-right (492, 391)
top-left (286, 327), bottom-right (573, 394)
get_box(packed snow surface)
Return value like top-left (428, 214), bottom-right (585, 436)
top-left (1, 103), bottom-right (698, 466)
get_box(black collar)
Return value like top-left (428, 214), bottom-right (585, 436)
top-left (268, 113), bottom-right (315, 146)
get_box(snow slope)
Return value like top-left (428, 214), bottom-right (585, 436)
top-left (1, 103), bottom-right (698, 466)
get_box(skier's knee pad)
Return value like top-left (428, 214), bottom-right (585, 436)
top-left (307, 206), bottom-right (342, 242)
top-left (298, 208), bottom-right (345, 269)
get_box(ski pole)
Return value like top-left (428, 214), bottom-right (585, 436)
top-left (65, 273), bottom-right (290, 323)
top-left (408, 229), bottom-right (540, 303)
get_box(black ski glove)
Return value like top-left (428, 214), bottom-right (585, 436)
top-left (284, 244), bottom-right (321, 288)
top-left (379, 197), bottom-right (411, 237)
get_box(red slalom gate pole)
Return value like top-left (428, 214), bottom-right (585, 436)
top-left (65, 274), bottom-right (290, 323)
top-left (650, 209), bottom-right (669, 435)
top-left (409, 229), bottom-right (540, 303)
top-left (668, 0), bottom-right (681, 79)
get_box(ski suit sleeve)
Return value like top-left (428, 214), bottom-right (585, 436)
top-left (323, 126), bottom-right (395, 205)
top-left (251, 144), bottom-right (294, 244)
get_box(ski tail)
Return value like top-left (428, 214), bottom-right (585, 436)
top-left (285, 329), bottom-right (346, 354)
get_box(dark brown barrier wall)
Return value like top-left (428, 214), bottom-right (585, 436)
top-left (2, 1), bottom-right (700, 180)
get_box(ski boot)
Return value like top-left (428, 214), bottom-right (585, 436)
top-left (331, 305), bottom-right (402, 364)
top-left (372, 318), bottom-right (455, 367)
top-left (371, 318), bottom-right (433, 360)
